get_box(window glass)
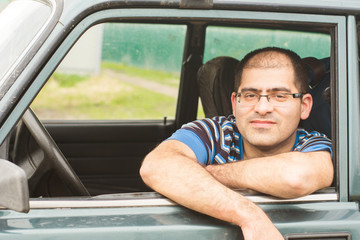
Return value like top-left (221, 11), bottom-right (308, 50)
top-left (0, 0), bottom-right (51, 84)
top-left (32, 23), bottom-right (186, 120)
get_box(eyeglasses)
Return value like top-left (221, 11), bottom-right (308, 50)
top-left (236, 92), bottom-right (304, 105)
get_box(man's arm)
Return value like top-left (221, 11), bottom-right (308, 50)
top-left (140, 140), bottom-right (284, 240)
top-left (206, 151), bottom-right (333, 198)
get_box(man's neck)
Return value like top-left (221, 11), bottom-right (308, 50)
top-left (242, 132), bottom-right (297, 160)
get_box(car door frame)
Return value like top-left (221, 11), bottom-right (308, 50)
top-left (0, 3), bottom-right (358, 238)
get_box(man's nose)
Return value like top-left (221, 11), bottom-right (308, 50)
top-left (254, 96), bottom-right (274, 115)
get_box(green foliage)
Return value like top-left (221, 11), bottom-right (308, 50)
top-left (101, 23), bottom-right (186, 72)
top-left (204, 27), bottom-right (331, 62)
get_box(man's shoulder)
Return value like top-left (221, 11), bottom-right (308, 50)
top-left (297, 128), bottom-right (331, 140)
top-left (211, 114), bottom-right (236, 125)
top-left (294, 128), bottom-right (332, 153)
top-left (179, 114), bottom-right (238, 138)
top-left (184, 114), bottom-right (236, 128)
top-left (203, 114), bottom-right (238, 133)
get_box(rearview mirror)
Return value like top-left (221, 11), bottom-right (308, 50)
top-left (0, 159), bottom-right (29, 213)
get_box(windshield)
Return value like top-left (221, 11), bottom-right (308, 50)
top-left (0, 0), bottom-right (52, 84)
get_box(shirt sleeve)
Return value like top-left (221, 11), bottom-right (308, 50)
top-left (167, 129), bottom-right (208, 165)
top-left (294, 130), bottom-right (333, 157)
top-left (166, 118), bottom-right (220, 165)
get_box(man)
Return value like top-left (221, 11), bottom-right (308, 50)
top-left (140, 47), bottom-right (333, 240)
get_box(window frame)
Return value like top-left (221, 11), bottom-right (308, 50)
top-left (1, 7), bottom-right (346, 205)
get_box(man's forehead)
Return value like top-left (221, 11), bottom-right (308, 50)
top-left (245, 51), bottom-right (292, 69)
top-left (238, 66), bottom-right (298, 92)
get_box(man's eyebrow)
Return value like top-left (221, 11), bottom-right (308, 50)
top-left (240, 87), bottom-right (292, 93)
top-left (240, 87), bottom-right (260, 93)
top-left (269, 87), bottom-right (292, 93)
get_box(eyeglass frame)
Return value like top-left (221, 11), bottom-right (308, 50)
top-left (235, 92), bottom-right (305, 105)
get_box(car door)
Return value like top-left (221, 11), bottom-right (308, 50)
top-left (1, 0), bottom-right (360, 239)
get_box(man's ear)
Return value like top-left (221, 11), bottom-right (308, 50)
top-left (300, 93), bottom-right (313, 120)
top-left (231, 92), bottom-right (237, 115)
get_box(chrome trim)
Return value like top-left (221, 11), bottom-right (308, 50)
top-left (25, 192), bottom-right (338, 209)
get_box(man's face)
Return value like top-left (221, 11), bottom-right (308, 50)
top-left (231, 64), bottom-right (312, 156)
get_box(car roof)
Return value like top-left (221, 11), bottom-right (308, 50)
top-left (59, 0), bottom-right (360, 18)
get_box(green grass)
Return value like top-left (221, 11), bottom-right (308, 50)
top-left (102, 61), bottom-right (180, 87)
top-left (52, 72), bottom-right (88, 87)
top-left (32, 67), bottom-right (177, 120)
top-left (30, 62), bottom-right (207, 120)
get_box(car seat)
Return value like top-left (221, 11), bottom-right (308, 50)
top-left (301, 57), bottom-right (331, 138)
top-left (197, 56), bottom-right (331, 138)
top-left (197, 56), bottom-right (239, 118)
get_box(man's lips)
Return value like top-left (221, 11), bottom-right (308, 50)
top-left (250, 120), bottom-right (276, 128)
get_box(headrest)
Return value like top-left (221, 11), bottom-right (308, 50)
top-left (197, 56), bottom-right (239, 118)
top-left (302, 57), bottom-right (327, 89)
top-left (301, 57), bottom-right (331, 138)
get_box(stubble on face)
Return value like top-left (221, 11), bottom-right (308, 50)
top-left (234, 52), bottom-right (302, 158)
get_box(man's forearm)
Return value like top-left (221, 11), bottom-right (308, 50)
top-left (206, 151), bottom-right (333, 198)
top-left (140, 140), bottom-right (284, 239)
top-left (140, 140), bottom-right (249, 224)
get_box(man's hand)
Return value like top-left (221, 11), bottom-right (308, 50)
top-left (231, 198), bottom-right (284, 240)
top-left (241, 213), bottom-right (284, 240)
top-left (241, 220), bottom-right (284, 240)
top-left (206, 151), bottom-right (333, 198)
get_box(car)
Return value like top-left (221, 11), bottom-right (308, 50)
top-left (0, 0), bottom-right (360, 239)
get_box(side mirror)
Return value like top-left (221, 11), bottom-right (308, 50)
top-left (0, 159), bottom-right (29, 213)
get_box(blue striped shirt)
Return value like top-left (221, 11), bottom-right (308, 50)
top-left (168, 115), bottom-right (332, 165)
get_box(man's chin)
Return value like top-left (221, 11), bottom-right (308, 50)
top-left (245, 136), bottom-right (281, 150)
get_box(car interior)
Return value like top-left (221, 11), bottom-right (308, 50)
top-left (0, 19), bottom-right (334, 199)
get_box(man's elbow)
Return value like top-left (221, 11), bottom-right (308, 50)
top-left (139, 152), bottom-right (157, 188)
top-left (282, 173), bottom-right (314, 198)
top-left (281, 167), bottom-right (334, 199)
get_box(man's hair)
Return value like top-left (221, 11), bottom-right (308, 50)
top-left (234, 47), bottom-right (309, 93)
